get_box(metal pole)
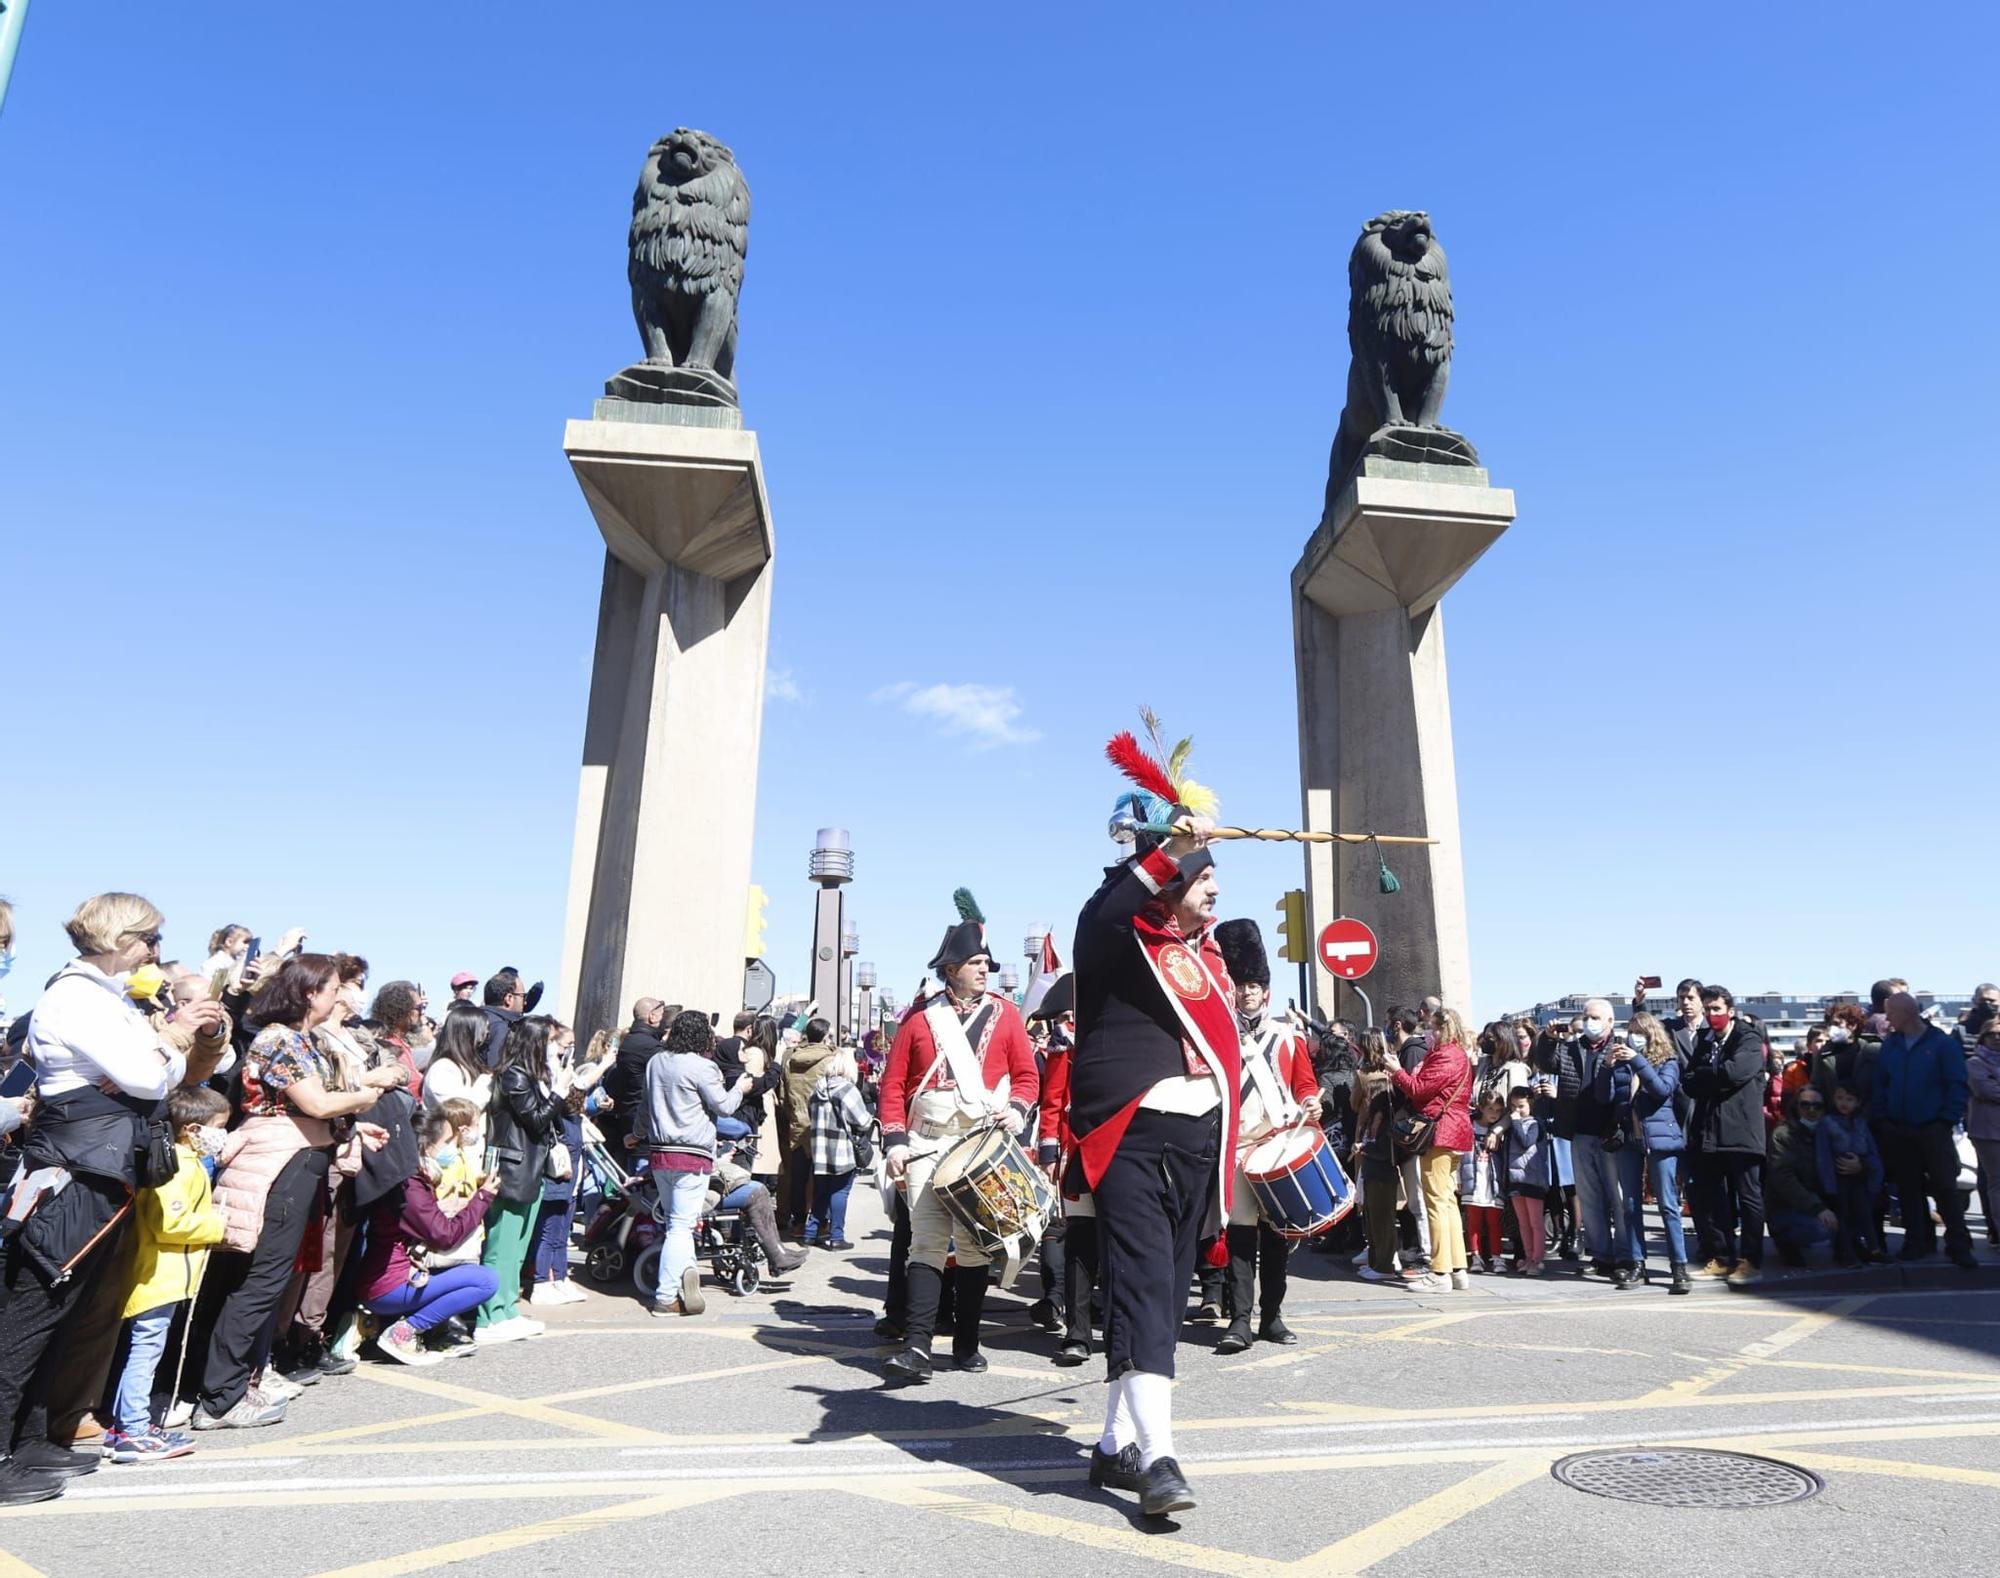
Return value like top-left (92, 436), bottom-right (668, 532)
top-left (0, 0), bottom-right (33, 121)
top-left (1350, 983), bottom-right (1375, 1030)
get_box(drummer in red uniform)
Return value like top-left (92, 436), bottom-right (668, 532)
top-left (1069, 722), bottom-right (1242, 1518)
top-left (878, 891), bottom-right (1039, 1383)
top-left (1212, 919), bottom-right (1321, 1354)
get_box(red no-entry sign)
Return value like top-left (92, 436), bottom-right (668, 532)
top-left (1318, 917), bottom-right (1379, 980)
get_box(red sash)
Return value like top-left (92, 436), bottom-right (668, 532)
top-left (1076, 914), bottom-right (1242, 1221)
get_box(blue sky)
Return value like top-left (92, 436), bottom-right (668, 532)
top-left (3, 3), bottom-right (1996, 1028)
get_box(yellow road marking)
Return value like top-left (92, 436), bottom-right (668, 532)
top-left (1774, 1449), bottom-right (2000, 1492)
top-left (849, 1480), bottom-right (1282, 1577)
top-left (1734, 1356), bottom-right (2000, 1382)
top-left (1292, 1455), bottom-right (1550, 1574)
top-left (528, 1353), bottom-right (822, 1403)
top-left (1630, 1296), bottom-right (1874, 1403)
top-left (299, 1486), bottom-right (741, 1578)
top-left (347, 1365), bottom-right (665, 1441)
top-left (0, 1549), bottom-right (46, 1578)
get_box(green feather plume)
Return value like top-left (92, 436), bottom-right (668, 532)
top-left (952, 888), bottom-right (986, 925)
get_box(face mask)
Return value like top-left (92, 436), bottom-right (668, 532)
top-left (195, 1126), bottom-right (228, 1158)
top-left (432, 1148), bottom-right (458, 1173)
top-left (1706, 1011), bottom-right (1731, 1032)
top-left (1826, 1027), bottom-right (1850, 1044)
top-left (1624, 1032), bottom-right (1647, 1052)
top-left (1582, 1017), bottom-right (1607, 1040)
top-left (0, 948), bottom-right (12, 980)
top-left (1798, 1114), bottom-right (1820, 1130)
top-left (339, 985), bottom-right (364, 1015)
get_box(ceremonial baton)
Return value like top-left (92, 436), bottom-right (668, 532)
top-left (1112, 816), bottom-right (1437, 847)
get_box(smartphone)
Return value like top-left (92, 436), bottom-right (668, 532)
top-left (0, 1061), bottom-right (34, 1099)
top-left (288, 935), bottom-right (306, 957)
top-left (1640, 975), bottom-right (1663, 991)
top-left (244, 936), bottom-right (262, 963)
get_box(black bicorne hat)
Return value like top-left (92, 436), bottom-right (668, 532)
top-left (928, 888), bottom-right (992, 974)
top-left (1214, 918), bottom-right (1269, 990)
top-left (1027, 973), bottom-right (1074, 1023)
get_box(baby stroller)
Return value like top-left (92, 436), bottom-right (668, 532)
top-left (580, 1144), bottom-right (767, 1298)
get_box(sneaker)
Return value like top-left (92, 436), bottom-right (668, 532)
top-left (1449, 1270), bottom-right (1470, 1291)
top-left (162, 1400), bottom-right (195, 1431)
top-left (258, 1372), bottom-right (304, 1404)
top-left (9, 1440), bottom-right (98, 1478)
top-left (100, 1430), bottom-right (143, 1465)
top-left (1356, 1265), bottom-right (1403, 1284)
top-left (1349, 1247), bottom-right (1372, 1267)
top-left (191, 1394), bottom-right (288, 1430)
top-left (379, 1320), bottom-right (444, 1367)
top-left (0, 1460), bottom-right (63, 1507)
top-left (555, 1280), bottom-right (590, 1304)
top-left (1726, 1260), bottom-right (1763, 1288)
top-left (528, 1281), bottom-right (564, 1306)
top-left (678, 1265), bottom-right (706, 1316)
top-left (475, 1316), bottom-right (541, 1344)
top-left (1408, 1272), bottom-right (1447, 1292)
top-left (1699, 1258), bottom-right (1735, 1278)
top-left (122, 1429), bottom-right (196, 1463)
top-left (315, 1349), bottom-right (358, 1377)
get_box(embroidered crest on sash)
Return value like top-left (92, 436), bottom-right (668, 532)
top-left (1158, 943), bottom-right (1210, 1000)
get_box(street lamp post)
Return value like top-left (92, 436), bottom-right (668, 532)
top-left (999, 964), bottom-right (1020, 1003)
top-left (840, 920), bottom-right (860, 1044)
top-left (856, 960), bottom-right (877, 1050)
top-left (808, 829), bottom-right (852, 1046)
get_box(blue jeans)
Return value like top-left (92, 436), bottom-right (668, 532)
top-left (655, 1169), bottom-right (711, 1302)
top-left (1769, 1208), bottom-right (1834, 1254)
top-left (1611, 1144), bottom-right (1646, 1266)
top-left (1647, 1151), bottom-right (1689, 1263)
top-left (806, 1170), bottom-right (856, 1243)
top-left (1572, 1135), bottom-right (1626, 1264)
top-left (111, 1304), bottom-right (177, 1433)
top-left (370, 1264), bottom-right (500, 1332)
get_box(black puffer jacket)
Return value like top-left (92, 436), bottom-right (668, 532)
top-left (488, 1066), bottom-right (566, 1204)
top-left (1683, 1020), bottom-right (1767, 1156)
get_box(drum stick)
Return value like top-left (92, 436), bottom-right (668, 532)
top-left (1112, 816), bottom-right (1436, 846)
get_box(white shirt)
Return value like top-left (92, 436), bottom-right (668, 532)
top-left (26, 961), bottom-right (186, 1100)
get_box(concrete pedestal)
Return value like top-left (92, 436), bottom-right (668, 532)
top-left (557, 412), bottom-right (774, 1038)
top-left (1292, 458), bottom-right (1514, 1024)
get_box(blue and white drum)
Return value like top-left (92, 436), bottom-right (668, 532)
top-left (1242, 1122), bottom-right (1355, 1239)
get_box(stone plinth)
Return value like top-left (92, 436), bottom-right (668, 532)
top-left (1293, 459), bottom-right (1514, 1023)
top-left (558, 415), bottom-right (774, 1039)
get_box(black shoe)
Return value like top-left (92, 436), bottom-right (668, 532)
top-left (1896, 1244), bottom-right (1935, 1262)
top-left (883, 1348), bottom-right (933, 1384)
top-left (952, 1352), bottom-right (989, 1374)
top-left (873, 1317), bottom-right (905, 1342)
top-left (1053, 1340), bottom-right (1090, 1367)
top-left (1258, 1317), bottom-right (1298, 1345)
top-left (1668, 1261), bottom-right (1691, 1295)
top-left (315, 1348), bottom-right (359, 1376)
top-left (8, 1440), bottom-right (97, 1479)
top-left (1589, 1258), bottom-right (1611, 1280)
top-left (1028, 1298), bottom-right (1064, 1334)
top-left (1611, 1266), bottom-right (1634, 1289)
top-left (1215, 1321), bottom-right (1253, 1355)
top-left (1190, 1301), bottom-right (1224, 1325)
top-left (0, 1460), bottom-right (63, 1506)
top-left (1951, 1249), bottom-right (1980, 1271)
top-left (825, 1239), bottom-right (854, 1251)
top-left (1140, 1456), bottom-right (1196, 1517)
top-left (1089, 1442), bottom-right (1146, 1492)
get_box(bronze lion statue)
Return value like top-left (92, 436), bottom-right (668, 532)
top-left (609, 128), bottom-right (751, 409)
top-left (1324, 210), bottom-right (1476, 506)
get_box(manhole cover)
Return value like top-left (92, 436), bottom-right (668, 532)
top-left (1551, 1447), bottom-right (1825, 1509)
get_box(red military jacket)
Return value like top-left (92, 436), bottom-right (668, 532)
top-left (879, 992), bottom-right (1039, 1151)
top-left (1035, 1038), bottom-right (1074, 1167)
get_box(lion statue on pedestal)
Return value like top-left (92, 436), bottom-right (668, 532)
top-left (607, 128), bottom-right (751, 410)
top-left (1323, 210), bottom-right (1478, 510)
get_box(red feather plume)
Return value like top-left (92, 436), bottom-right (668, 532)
top-left (1105, 731), bottom-right (1175, 803)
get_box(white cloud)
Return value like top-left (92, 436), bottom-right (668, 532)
top-left (872, 681), bottom-right (1040, 749)
top-left (765, 667), bottom-right (804, 703)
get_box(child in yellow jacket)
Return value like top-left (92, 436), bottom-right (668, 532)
top-left (106, 1086), bottom-right (228, 1463)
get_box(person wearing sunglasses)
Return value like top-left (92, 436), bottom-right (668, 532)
top-left (0, 894), bottom-right (199, 1502)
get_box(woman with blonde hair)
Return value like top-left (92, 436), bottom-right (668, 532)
top-left (1391, 1006), bottom-right (1475, 1291)
top-left (1622, 1009), bottom-right (1691, 1292)
top-left (804, 1048), bottom-right (873, 1250)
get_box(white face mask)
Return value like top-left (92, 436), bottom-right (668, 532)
top-left (1624, 1032), bottom-right (1647, 1052)
top-left (195, 1126), bottom-right (228, 1158)
top-left (1582, 1016), bottom-right (1607, 1040)
top-left (1826, 1027), bottom-right (1851, 1043)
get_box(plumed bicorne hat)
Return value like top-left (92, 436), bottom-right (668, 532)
top-left (1213, 919), bottom-right (1269, 991)
top-left (1105, 706), bottom-right (1218, 855)
top-left (928, 888), bottom-right (994, 974)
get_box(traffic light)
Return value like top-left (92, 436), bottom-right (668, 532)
top-left (1275, 889), bottom-right (1308, 965)
top-left (743, 884), bottom-right (769, 959)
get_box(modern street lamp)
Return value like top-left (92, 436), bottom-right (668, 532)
top-left (999, 964), bottom-right (1021, 999)
top-left (1023, 928), bottom-right (1046, 975)
top-left (839, 922), bottom-right (859, 1042)
top-left (808, 828), bottom-right (852, 1045)
top-left (856, 961), bottom-right (877, 1047)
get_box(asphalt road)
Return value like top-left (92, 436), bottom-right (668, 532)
top-left (3, 1188), bottom-right (1996, 1578)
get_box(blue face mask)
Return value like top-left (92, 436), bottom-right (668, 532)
top-left (433, 1148), bottom-right (458, 1173)
top-left (0, 948), bottom-right (13, 980)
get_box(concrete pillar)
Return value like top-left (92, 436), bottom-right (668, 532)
top-left (557, 411), bottom-right (774, 1039)
top-left (1292, 459), bottom-right (1514, 1026)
